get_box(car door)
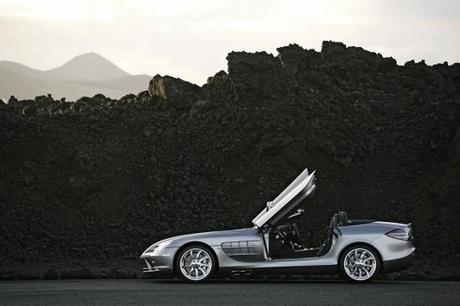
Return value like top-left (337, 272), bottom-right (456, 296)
top-left (252, 168), bottom-right (316, 228)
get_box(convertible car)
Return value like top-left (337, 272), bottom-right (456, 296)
top-left (140, 169), bottom-right (415, 282)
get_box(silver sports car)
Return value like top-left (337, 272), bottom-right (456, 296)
top-left (140, 169), bottom-right (415, 282)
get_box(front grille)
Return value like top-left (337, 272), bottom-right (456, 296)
top-left (144, 259), bottom-right (155, 270)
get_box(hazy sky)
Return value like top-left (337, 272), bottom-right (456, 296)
top-left (0, 0), bottom-right (459, 85)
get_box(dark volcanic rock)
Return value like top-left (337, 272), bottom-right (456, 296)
top-left (227, 51), bottom-right (298, 105)
top-left (0, 41), bottom-right (459, 280)
top-left (189, 100), bottom-right (217, 117)
top-left (120, 94), bottom-right (137, 104)
top-left (8, 95), bottom-right (18, 104)
top-left (277, 43), bottom-right (320, 75)
top-left (136, 90), bottom-right (151, 103)
top-left (34, 94), bottom-right (54, 104)
top-left (203, 70), bottom-right (237, 103)
top-left (148, 74), bottom-right (201, 110)
top-left (92, 93), bottom-right (109, 103)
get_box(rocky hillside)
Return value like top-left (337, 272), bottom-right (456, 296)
top-left (0, 41), bottom-right (459, 280)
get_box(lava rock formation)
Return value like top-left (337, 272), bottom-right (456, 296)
top-left (0, 41), bottom-right (459, 280)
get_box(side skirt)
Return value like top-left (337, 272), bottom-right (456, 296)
top-left (218, 265), bottom-right (338, 277)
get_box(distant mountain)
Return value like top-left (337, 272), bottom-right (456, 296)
top-left (0, 61), bottom-right (45, 79)
top-left (47, 52), bottom-right (130, 81)
top-left (0, 53), bottom-right (151, 100)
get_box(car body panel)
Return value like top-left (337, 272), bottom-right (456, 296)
top-left (163, 228), bottom-right (261, 247)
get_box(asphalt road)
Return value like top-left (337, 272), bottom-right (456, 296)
top-left (0, 279), bottom-right (459, 306)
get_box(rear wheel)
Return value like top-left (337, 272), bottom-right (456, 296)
top-left (175, 244), bottom-right (216, 282)
top-left (339, 245), bottom-right (380, 282)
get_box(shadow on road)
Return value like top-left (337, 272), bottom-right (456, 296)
top-left (144, 278), bottom-right (418, 285)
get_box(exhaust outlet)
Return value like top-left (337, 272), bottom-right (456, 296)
top-left (230, 270), bottom-right (253, 278)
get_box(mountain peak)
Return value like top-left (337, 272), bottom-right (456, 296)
top-left (70, 52), bottom-right (108, 61)
top-left (48, 52), bottom-right (130, 81)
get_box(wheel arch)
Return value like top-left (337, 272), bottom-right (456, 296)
top-left (173, 241), bottom-right (219, 274)
top-left (338, 242), bottom-right (383, 271)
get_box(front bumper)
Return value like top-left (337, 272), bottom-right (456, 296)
top-left (142, 257), bottom-right (161, 273)
top-left (139, 247), bottom-right (177, 274)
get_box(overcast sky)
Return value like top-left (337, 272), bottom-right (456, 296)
top-left (0, 0), bottom-right (459, 85)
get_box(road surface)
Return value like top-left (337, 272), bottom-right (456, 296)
top-left (0, 279), bottom-right (458, 305)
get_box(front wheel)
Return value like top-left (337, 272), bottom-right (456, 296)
top-left (339, 245), bottom-right (380, 282)
top-left (175, 244), bottom-right (216, 282)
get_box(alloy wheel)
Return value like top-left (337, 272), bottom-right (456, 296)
top-left (343, 247), bottom-right (377, 281)
top-left (179, 247), bottom-right (213, 281)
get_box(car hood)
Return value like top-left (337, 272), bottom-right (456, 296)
top-left (252, 168), bottom-right (316, 228)
top-left (154, 227), bottom-right (260, 247)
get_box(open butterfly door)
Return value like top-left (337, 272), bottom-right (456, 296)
top-left (252, 169), bottom-right (316, 228)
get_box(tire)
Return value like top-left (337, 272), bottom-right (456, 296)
top-left (339, 244), bottom-right (380, 283)
top-left (175, 244), bottom-right (216, 282)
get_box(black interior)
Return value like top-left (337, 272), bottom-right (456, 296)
top-left (269, 210), bottom-right (373, 259)
top-left (338, 211), bottom-right (375, 226)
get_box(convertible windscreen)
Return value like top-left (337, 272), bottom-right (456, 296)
top-left (252, 169), bottom-right (316, 228)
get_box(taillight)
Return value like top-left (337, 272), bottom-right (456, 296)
top-left (386, 228), bottom-right (411, 241)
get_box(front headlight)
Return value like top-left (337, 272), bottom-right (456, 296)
top-left (386, 228), bottom-right (411, 241)
top-left (143, 240), bottom-right (172, 255)
top-left (144, 244), bottom-right (159, 254)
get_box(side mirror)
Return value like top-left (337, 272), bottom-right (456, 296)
top-left (288, 208), bottom-right (305, 220)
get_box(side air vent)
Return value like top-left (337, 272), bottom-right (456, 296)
top-left (221, 240), bottom-right (264, 262)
